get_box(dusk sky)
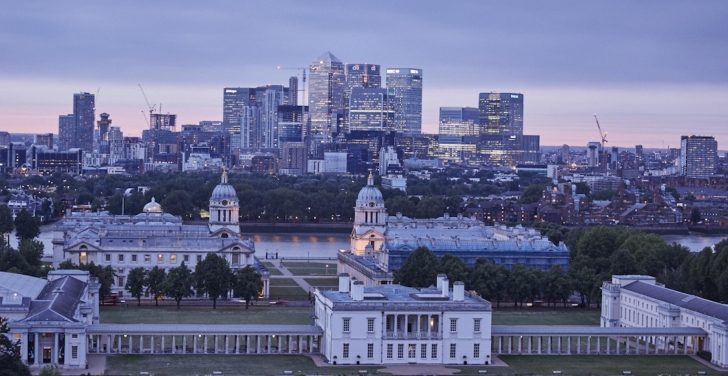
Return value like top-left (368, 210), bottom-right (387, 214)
top-left (1, 1), bottom-right (726, 149)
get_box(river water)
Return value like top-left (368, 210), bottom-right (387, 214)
top-left (21, 223), bottom-right (728, 260)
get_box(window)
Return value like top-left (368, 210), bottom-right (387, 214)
top-left (232, 253), bottom-right (240, 265)
top-left (118, 254), bottom-right (124, 263)
top-left (408, 344), bottom-right (416, 358)
top-left (450, 318), bottom-right (458, 332)
top-left (170, 254), bottom-right (177, 264)
top-left (80, 252), bottom-right (87, 264)
top-left (343, 343), bottom-right (349, 358)
top-left (197, 255), bottom-right (202, 263)
top-left (184, 255), bottom-right (189, 263)
top-left (431, 344), bottom-right (438, 358)
top-left (118, 291), bottom-right (123, 297)
top-left (71, 346), bottom-right (78, 359)
top-left (105, 254), bottom-right (111, 262)
top-left (132, 255), bottom-right (137, 262)
top-left (420, 344), bottom-right (427, 359)
top-left (367, 343), bottom-right (374, 359)
top-left (450, 343), bottom-right (457, 358)
top-left (367, 318), bottom-right (375, 333)
top-left (387, 344), bottom-right (393, 359)
top-left (474, 319), bottom-right (481, 333)
top-left (144, 254), bottom-right (150, 263)
top-left (118, 277), bottom-right (125, 287)
top-left (71, 334), bottom-right (78, 339)
top-left (343, 318), bottom-right (350, 333)
top-left (397, 344), bottom-right (404, 359)
top-left (474, 343), bottom-right (480, 358)
top-left (157, 254), bottom-right (163, 263)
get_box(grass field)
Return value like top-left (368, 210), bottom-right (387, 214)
top-left (269, 277), bottom-right (298, 287)
top-left (100, 305), bottom-right (310, 325)
top-left (105, 354), bottom-right (385, 375)
top-left (269, 286), bottom-right (309, 300)
top-left (492, 307), bottom-right (600, 326)
top-left (303, 277), bottom-right (339, 287)
top-left (283, 262), bottom-right (334, 276)
top-left (493, 355), bottom-right (722, 375)
top-left (266, 268), bottom-right (283, 276)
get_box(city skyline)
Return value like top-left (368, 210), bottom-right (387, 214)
top-left (1, 1), bottom-right (727, 148)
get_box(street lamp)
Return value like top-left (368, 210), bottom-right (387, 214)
top-left (325, 264), bottom-right (329, 275)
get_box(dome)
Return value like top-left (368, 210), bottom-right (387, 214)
top-left (143, 197), bottom-right (163, 213)
top-left (210, 169), bottom-right (239, 202)
top-left (357, 172), bottom-right (383, 203)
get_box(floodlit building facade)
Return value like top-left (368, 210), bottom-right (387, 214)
top-left (386, 68), bottom-right (423, 134)
top-left (309, 51), bottom-right (346, 137)
top-left (315, 274), bottom-right (492, 365)
top-left (679, 135), bottom-right (718, 178)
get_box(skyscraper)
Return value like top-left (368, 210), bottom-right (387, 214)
top-left (386, 68), bottom-right (423, 134)
top-left (348, 88), bottom-right (394, 132)
top-left (439, 107), bottom-right (479, 136)
top-left (73, 92), bottom-right (95, 151)
top-left (309, 51), bottom-right (345, 137)
top-left (478, 92), bottom-right (523, 136)
top-left (58, 114), bottom-right (74, 151)
top-left (222, 88), bottom-right (256, 134)
top-left (289, 76), bottom-right (298, 106)
top-left (346, 64), bottom-right (381, 89)
top-left (680, 135), bottom-right (718, 178)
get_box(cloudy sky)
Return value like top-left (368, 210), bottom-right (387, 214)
top-left (1, 1), bottom-right (726, 149)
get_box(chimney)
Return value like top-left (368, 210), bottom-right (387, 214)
top-left (440, 277), bottom-right (450, 297)
top-left (338, 273), bottom-right (350, 293)
top-left (351, 281), bottom-right (364, 301)
top-left (436, 273), bottom-right (447, 292)
top-left (453, 281), bottom-right (465, 302)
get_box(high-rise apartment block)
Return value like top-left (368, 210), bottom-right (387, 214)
top-left (34, 133), bottom-right (54, 150)
top-left (680, 135), bottom-right (718, 178)
top-left (58, 114), bottom-right (75, 151)
top-left (478, 92), bottom-right (523, 136)
top-left (289, 76), bottom-right (299, 106)
top-left (386, 68), bottom-right (423, 134)
top-left (309, 51), bottom-right (345, 137)
top-left (58, 93), bottom-right (95, 152)
top-left (439, 107), bottom-right (479, 136)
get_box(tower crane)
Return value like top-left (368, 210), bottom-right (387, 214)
top-left (593, 114), bottom-right (609, 172)
top-left (277, 66), bottom-right (307, 107)
top-left (138, 84), bottom-right (156, 130)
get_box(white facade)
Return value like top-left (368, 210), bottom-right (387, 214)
top-left (350, 173), bottom-right (387, 256)
top-left (315, 274), bottom-right (492, 365)
top-left (602, 275), bottom-right (728, 368)
top-left (324, 152), bottom-right (347, 174)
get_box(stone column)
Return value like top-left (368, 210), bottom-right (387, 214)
top-left (531, 336), bottom-right (534, 354)
top-left (404, 315), bottom-right (409, 338)
top-left (193, 336), bottom-right (198, 354)
top-left (161, 336), bottom-right (165, 354)
top-left (548, 336), bottom-right (552, 354)
top-left (616, 337), bottom-right (621, 354)
top-left (225, 335), bottom-right (229, 354)
top-left (257, 335), bottom-right (261, 354)
top-left (172, 336), bottom-right (176, 354)
top-left (278, 336), bottom-right (282, 353)
top-left (308, 336), bottom-right (313, 353)
top-left (246, 335), bottom-right (250, 354)
top-left (288, 335), bottom-right (293, 354)
top-left (117, 335), bottom-right (121, 354)
top-left (587, 336), bottom-right (591, 354)
top-left (498, 336), bottom-right (502, 354)
top-left (298, 336), bottom-right (302, 354)
top-left (607, 336), bottom-right (610, 354)
top-left (35, 333), bottom-right (40, 363)
top-left (140, 336), bottom-right (144, 354)
top-left (558, 336), bottom-right (562, 354)
top-left (393, 315), bottom-right (397, 337)
top-left (106, 335), bottom-right (111, 354)
top-left (236, 336), bottom-right (240, 354)
top-left (183, 336), bottom-right (187, 354)
top-left (214, 335), bottom-right (219, 354)
top-left (204, 336), bottom-right (208, 354)
top-left (150, 335), bottom-right (154, 353)
top-left (508, 336), bottom-right (512, 354)
top-left (597, 336), bottom-right (601, 354)
top-left (567, 337), bottom-right (571, 355)
top-left (674, 336), bottom-right (679, 354)
top-left (577, 337), bottom-right (581, 355)
top-left (626, 336), bottom-right (630, 355)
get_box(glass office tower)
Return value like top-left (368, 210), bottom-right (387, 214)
top-left (386, 68), bottom-right (423, 134)
top-left (439, 107), bottom-right (479, 136)
top-left (222, 88), bottom-right (256, 134)
top-left (309, 51), bottom-right (345, 137)
top-left (348, 88), bottom-right (394, 132)
top-left (478, 92), bottom-right (524, 136)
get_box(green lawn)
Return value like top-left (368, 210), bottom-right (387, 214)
top-left (270, 277), bottom-right (298, 287)
top-left (266, 268), bottom-right (283, 276)
top-left (105, 354), bottom-right (387, 376)
top-left (490, 355), bottom-right (723, 375)
top-left (282, 261), bottom-right (329, 268)
top-left (304, 277), bottom-right (339, 287)
top-left (260, 261), bottom-right (275, 268)
top-left (283, 262), bottom-right (334, 276)
top-left (492, 307), bottom-right (600, 326)
top-left (269, 286), bottom-right (310, 300)
top-left (100, 305), bottom-right (311, 325)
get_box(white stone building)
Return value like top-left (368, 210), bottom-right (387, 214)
top-left (315, 274), bottom-right (492, 365)
top-left (52, 170), bottom-right (270, 299)
top-left (602, 275), bottom-right (728, 368)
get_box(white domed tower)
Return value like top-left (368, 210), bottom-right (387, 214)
top-left (208, 168), bottom-right (240, 237)
top-left (350, 172), bottom-right (387, 256)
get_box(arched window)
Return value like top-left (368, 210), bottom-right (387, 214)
top-left (79, 245), bottom-right (88, 251)
top-left (221, 233), bottom-right (229, 238)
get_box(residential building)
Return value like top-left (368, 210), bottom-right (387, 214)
top-left (58, 114), bottom-right (74, 151)
top-left (386, 68), bottom-right (423, 134)
top-left (679, 135), bottom-right (718, 178)
top-left (73, 92), bottom-right (95, 152)
top-left (34, 133), bottom-right (54, 150)
top-left (280, 142), bottom-right (308, 175)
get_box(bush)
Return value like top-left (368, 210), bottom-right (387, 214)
top-left (697, 350), bottom-right (712, 362)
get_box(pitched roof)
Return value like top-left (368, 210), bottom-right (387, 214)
top-left (315, 51), bottom-right (341, 64)
top-left (21, 276), bottom-right (86, 323)
top-left (622, 281), bottom-right (728, 324)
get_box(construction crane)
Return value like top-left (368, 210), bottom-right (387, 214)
top-left (593, 114), bottom-right (609, 172)
top-left (138, 84), bottom-right (156, 130)
top-left (277, 65), bottom-right (307, 106)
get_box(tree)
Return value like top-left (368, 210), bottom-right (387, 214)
top-left (58, 261), bottom-right (116, 303)
top-left (39, 365), bottom-right (62, 376)
top-left (690, 208), bottom-right (702, 224)
top-left (507, 264), bottom-right (532, 307)
top-left (385, 196), bottom-right (416, 218)
top-left (195, 253), bottom-right (232, 309)
top-left (0, 316), bottom-right (31, 376)
top-left (518, 185), bottom-right (543, 204)
top-left (125, 267), bottom-right (147, 306)
top-left (543, 265), bottom-right (572, 307)
top-left (161, 190), bottom-right (197, 219)
top-left (610, 249), bottom-right (639, 275)
top-left (232, 265), bottom-right (263, 309)
top-left (162, 262), bottom-right (195, 309)
top-left (393, 247), bottom-right (438, 288)
top-left (14, 209), bottom-right (40, 241)
top-left (145, 266), bottom-right (166, 305)
top-left (0, 205), bottom-right (14, 235)
top-left (437, 254), bottom-right (468, 287)
top-left (17, 239), bottom-right (43, 272)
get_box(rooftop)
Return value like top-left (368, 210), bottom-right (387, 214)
top-left (622, 281), bottom-right (728, 324)
top-left (320, 284), bottom-right (491, 312)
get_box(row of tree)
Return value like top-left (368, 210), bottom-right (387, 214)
top-left (0, 206), bottom-right (42, 241)
top-left (393, 225), bottom-right (712, 308)
top-left (60, 254), bottom-right (264, 309)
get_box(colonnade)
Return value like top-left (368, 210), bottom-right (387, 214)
top-left (492, 334), bottom-right (702, 355)
top-left (385, 314), bottom-right (440, 339)
top-left (87, 333), bottom-right (320, 355)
